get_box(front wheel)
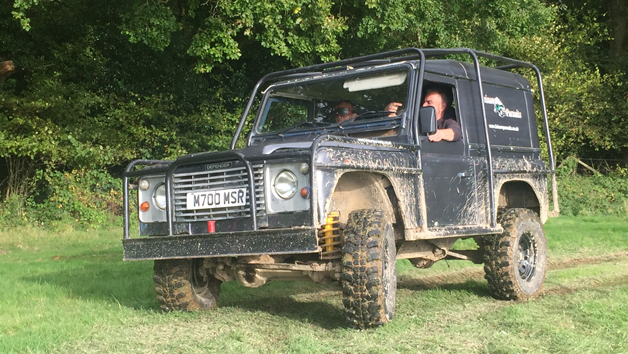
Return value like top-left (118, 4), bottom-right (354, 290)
top-left (153, 259), bottom-right (221, 311)
top-left (483, 208), bottom-right (547, 300)
top-left (341, 209), bottom-right (397, 329)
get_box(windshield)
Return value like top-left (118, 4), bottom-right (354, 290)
top-left (254, 67), bottom-right (411, 136)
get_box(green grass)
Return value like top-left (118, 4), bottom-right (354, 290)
top-left (0, 216), bottom-right (627, 353)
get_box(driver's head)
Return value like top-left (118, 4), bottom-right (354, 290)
top-left (334, 101), bottom-right (357, 123)
top-left (422, 88), bottom-right (449, 120)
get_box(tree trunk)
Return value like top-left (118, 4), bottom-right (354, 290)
top-left (0, 60), bottom-right (16, 82)
top-left (0, 156), bottom-right (38, 202)
top-left (608, 0), bottom-right (627, 58)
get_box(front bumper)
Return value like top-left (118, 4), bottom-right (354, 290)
top-left (122, 227), bottom-right (319, 261)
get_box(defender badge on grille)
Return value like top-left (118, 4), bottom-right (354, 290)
top-left (205, 162), bottom-right (232, 170)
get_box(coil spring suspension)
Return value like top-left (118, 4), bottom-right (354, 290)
top-left (319, 211), bottom-right (341, 259)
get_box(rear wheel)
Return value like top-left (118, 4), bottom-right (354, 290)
top-left (483, 208), bottom-right (547, 300)
top-left (341, 209), bottom-right (397, 328)
top-left (153, 259), bottom-right (221, 311)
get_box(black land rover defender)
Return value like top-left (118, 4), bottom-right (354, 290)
top-left (122, 48), bottom-right (559, 329)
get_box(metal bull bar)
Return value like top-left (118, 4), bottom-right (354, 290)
top-left (122, 151), bottom-right (258, 238)
top-left (163, 151), bottom-right (258, 235)
top-left (123, 159), bottom-right (171, 239)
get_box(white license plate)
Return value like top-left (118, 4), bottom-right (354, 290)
top-left (186, 188), bottom-right (248, 210)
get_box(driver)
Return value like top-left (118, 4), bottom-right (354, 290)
top-left (385, 88), bottom-right (461, 142)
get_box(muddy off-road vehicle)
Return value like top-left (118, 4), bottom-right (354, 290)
top-left (122, 48), bottom-right (560, 329)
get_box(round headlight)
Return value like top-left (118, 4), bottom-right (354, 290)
top-left (274, 170), bottom-right (298, 199)
top-left (153, 184), bottom-right (166, 210)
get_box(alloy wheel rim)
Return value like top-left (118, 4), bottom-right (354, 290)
top-left (517, 231), bottom-right (537, 281)
top-left (191, 260), bottom-right (211, 298)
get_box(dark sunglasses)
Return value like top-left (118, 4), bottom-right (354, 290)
top-left (335, 107), bottom-right (352, 116)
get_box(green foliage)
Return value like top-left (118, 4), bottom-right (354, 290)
top-left (556, 158), bottom-right (628, 216)
top-left (338, 0), bottom-right (556, 56)
top-left (557, 174), bottom-right (628, 216)
top-left (32, 169), bottom-right (123, 227)
top-left (0, 194), bottom-right (29, 226)
top-left (0, 168), bottom-right (125, 227)
top-left (2, 0), bottom-right (628, 227)
top-left (1, 0), bottom-right (245, 218)
top-left (121, 1), bottom-right (182, 50)
top-left (508, 8), bottom-right (628, 161)
top-left (118, 0), bottom-right (346, 72)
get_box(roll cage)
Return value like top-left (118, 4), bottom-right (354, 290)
top-left (230, 47), bottom-right (558, 229)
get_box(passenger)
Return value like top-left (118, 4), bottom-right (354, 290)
top-left (336, 100), bottom-right (403, 123)
top-left (385, 88), bottom-right (462, 142)
top-left (333, 100), bottom-right (402, 138)
top-left (334, 101), bottom-right (357, 123)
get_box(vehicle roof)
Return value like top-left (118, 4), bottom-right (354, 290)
top-left (270, 59), bottom-right (532, 91)
top-left (423, 60), bottom-right (531, 90)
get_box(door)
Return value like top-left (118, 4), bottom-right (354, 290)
top-left (418, 82), bottom-right (479, 228)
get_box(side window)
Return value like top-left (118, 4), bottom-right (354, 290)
top-left (421, 83), bottom-right (458, 123)
top-left (420, 82), bottom-right (464, 154)
top-left (445, 88), bottom-right (458, 122)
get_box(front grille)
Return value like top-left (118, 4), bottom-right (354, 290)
top-left (173, 163), bottom-right (264, 222)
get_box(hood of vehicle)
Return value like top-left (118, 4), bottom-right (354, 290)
top-left (260, 141), bottom-right (313, 154)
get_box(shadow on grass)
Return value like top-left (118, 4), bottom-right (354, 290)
top-left (21, 250), bottom-right (492, 328)
top-left (219, 286), bottom-right (347, 329)
top-left (21, 252), bottom-right (349, 328)
top-left (21, 252), bottom-right (161, 311)
top-left (397, 274), bottom-right (492, 298)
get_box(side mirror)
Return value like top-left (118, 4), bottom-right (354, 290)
top-left (419, 106), bottom-right (437, 135)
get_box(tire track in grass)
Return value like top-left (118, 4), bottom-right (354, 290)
top-left (398, 251), bottom-right (628, 292)
top-left (548, 251), bottom-right (628, 270)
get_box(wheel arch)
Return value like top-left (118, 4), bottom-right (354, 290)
top-left (326, 172), bottom-right (399, 228)
top-left (497, 179), bottom-right (547, 222)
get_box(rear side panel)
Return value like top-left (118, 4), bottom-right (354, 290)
top-left (481, 84), bottom-right (538, 150)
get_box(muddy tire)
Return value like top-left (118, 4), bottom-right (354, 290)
top-left (483, 208), bottom-right (547, 300)
top-left (341, 209), bottom-right (397, 329)
top-left (153, 259), bottom-right (221, 311)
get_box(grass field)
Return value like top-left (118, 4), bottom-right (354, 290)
top-left (1, 215), bottom-right (627, 353)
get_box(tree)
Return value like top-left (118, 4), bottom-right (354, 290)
top-left (2, 0), bottom-right (627, 224)
top-left (1, 0), bottom-right (348, 219)
top-left (528, 0), bottom-right (628, 160)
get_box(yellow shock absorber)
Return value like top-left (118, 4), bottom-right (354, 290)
top-left (319, 211), bottom-right (341, 259)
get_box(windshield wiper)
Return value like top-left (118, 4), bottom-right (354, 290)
top-left (277, 121), bottom-right (333, 136)
top-left (337, 111), bottom-right (394, 129)
top-left (355, 110), bottom-right (394, 120)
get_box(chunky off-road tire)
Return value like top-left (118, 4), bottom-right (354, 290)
top-left (153, 259), bottom-right (221, 311)
top-left (341, 209), bottom-right (397, 329)
top-left (483, 208), bottom-right (547, 300)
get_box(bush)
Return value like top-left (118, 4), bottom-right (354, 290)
top-left (29, 169), bottom-right (123, 227)
top-left (0, 194), bottom-right (29, 227)
top-left (556, 157), bottom-right (628, 216)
